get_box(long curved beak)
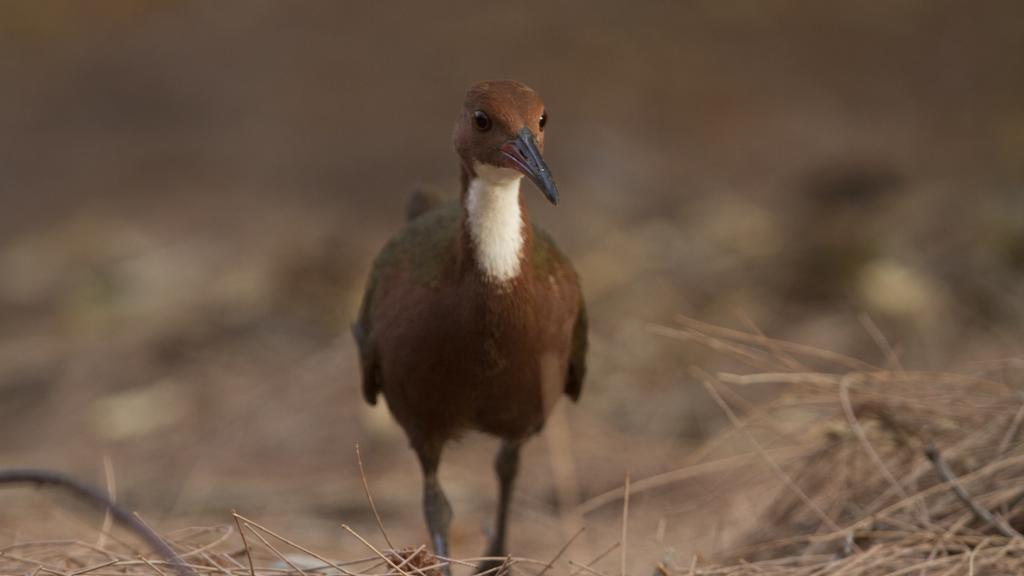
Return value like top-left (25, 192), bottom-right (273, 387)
top-left (500, 128), bottom-right (559, 205)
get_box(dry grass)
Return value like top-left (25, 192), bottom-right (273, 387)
top-left (653, 316), bottom-right (1024, 575)
top-left (5, 317), bottom-right (1024, 576)
top-left (0, 519), bottom-right (566, 576)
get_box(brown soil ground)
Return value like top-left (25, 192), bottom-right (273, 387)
top-left (1, 1), bottom-right (1023, 572)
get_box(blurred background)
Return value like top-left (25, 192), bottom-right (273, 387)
top-left (1, 0), bottom-right (1023, 570)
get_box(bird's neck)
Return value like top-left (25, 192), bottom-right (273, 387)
top-left (461, 163), bottom-right (529, 284)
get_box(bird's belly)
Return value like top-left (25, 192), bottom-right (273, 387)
top-left (378, 293), bottom-right (572, 443)
top-left (467, 338), bottom-right (569, 439)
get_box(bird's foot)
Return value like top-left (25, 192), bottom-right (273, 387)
top-left (475, 556), bottom-right (510, 576)
top-left (475, 535), bottom-right (510, 576)
top-left (431, 534), bottom-right (452, 576)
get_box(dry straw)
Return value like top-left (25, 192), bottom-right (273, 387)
top-left (5, 317), bottom-right (1024, 576)
top-left (648, 316), bottom-right (1024, 575)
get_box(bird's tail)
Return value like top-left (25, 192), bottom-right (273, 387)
top-left (405, 187), bottom-right (446, 222)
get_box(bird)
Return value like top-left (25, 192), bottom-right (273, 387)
top-left (353, 80), bottom-right (587, 573)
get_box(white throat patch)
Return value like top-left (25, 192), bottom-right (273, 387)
top-left (466, 163), bottom-right (524, 283)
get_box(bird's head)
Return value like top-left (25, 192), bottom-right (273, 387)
top-left (453, 80), bottom-right (558, 205)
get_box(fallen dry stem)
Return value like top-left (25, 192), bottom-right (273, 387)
top-left (234, 513), bottom-right (358, 576)
top-left (354, 443), bottom-right (394, 551)
top-left (923, 445), bottom-right (1021, 539)
top-left (537, 526), bottom-right (585, 576)
top-left (696, 369), bottom-right (843, 534)
top-left (231, 513), bottom-right (255, 576)
top-left (341, 525), bottom-right (413, 576)
top-left (10, 319), bottom-right (1024, 576)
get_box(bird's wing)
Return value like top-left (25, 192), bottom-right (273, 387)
top-left (353, 203), bottom-right (462, 406)
top-left (352, 290), bottom-right (381, 405)
top-left (404, 186), bottom-right (447, 222)
top-left (565, 294), bottom-right (587, 402)
top-left (529, 224), bottom-right (588, 401)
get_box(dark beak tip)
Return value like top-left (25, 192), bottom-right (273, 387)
top-left (506, 129), bottom-right (560, 208)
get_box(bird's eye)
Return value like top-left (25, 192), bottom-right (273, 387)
top-left (539, 111), bottom-right (547, 131)
top-left (473, 110), bottom-right (491, 131)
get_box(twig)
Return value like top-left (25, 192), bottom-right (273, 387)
top-left (199, 550), bottom-right (230, 576)
top-left (968, 537), bottom-right (992, 576)
top-left (0, 551), bottom-right (72, 576)
top-left (392, 545), bottom-right (427, 573)
top-left (133, 513), bottom-right (192, 571)
top-left (355, 443), bottom-right (394, 550)
top-left (96, 455), bottom-right (116, 551)
top-left (843, 452), bottom-right (1024, 537)
top-left (231, 513), bottom-right (255, 576)
top-left (859, 313), bottom-right (903, 371)
top-left (70, 558), bottom-right (120, 575)
top-left (169, 526), bottom-right (235, 560)
top-left (233, 512), bottom-right (358, 576)
top-left (536, 526), bottom-right (585, 576)
top-left (341, 524), bottom-right (414, 576)
top-left (568, 542), bottom-right (619, 576)
top-left (243, 525), bottom-right (307, 576)
top-left (646, 325), bottom-right (776, 371)
top-left (649, 549), bottom-right (672, 576)
top-left (216, 551), bottom-right (244, 571)
top-left (673, 315), bottom-right (880, 371)
top-left (739, 311), bottom-right (807, 372)
top-left (716, 372), bottom-right (843, 387)
top-left (1002, 488), bottom-right (1024, 516)
top-left (695, 369), bottom-right (846, 535)
top-left (0, 469), bottom-right (194, 576)
top-left (997, 402), bottom-right (1024, 458)
top-left (838, 374), bottom-right (928, 524)
top-left (924, 444), bottom-right (1022, 539)
top-left (137, 554), bottom-right (169, 576)
top-left (567, 559), bottom-right (611, 576)
top-left (574, 448), bottom-right (802, 516)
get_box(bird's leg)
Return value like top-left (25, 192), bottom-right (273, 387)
top-left (483, 441), bottom-right (521, 565)
top-left (417, 445), bottom-right (453, 576)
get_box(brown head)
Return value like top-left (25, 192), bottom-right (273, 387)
top-left (453, 80), bottom-right (558, 204)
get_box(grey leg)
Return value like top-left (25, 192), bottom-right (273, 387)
top-left (417, 445), bottom-right (452, 576)
top-left (479, 441), bottom-right (521, 573)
